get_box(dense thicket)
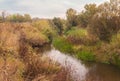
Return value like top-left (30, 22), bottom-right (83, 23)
top-left (89, 0), bottom-right (120, 42)
top-left (52, 0), bottom-right (120, 66)
top-left (64, 0), bottom-right (120, 42)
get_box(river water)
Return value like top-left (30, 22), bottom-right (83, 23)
top-left (46, 49), bottom-right (120, 81)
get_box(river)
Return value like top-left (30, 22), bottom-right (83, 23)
top-left (46, 49), bottom-right (120, 81)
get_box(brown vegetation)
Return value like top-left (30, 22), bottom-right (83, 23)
top-left (0, 23), bottom-right (72, 81)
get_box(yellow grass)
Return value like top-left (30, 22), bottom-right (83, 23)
top-left (0, 22), bottom-right (71, 81)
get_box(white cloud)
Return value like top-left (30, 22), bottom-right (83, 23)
top-left (0, 0), bottom-right (4, 2)
top-left (0, 0), bottom-right (108, 18)
top-left (15, 0), bottom-right (85, 18)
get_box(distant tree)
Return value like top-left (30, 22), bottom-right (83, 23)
top-left (1, 11), bottom-right (6, 22)
top-left (66, 8), bottom-right (77, 30)
top-left (6, 14), bottom-right (24, 22)
top-left (6, 13), bottom-right (31, 22)
top-left (32, 17), bottom-right (40, 22)
top-left (24, 14), bottom-right (31, 22)
top-left (78, 4), bottom-right (98, 27)
top-left (0, 11), bottom-right (7, 22)
top-left (0, 16), bottom-right (2, 22)
top-left (53, 17), bottom-right (63, 35)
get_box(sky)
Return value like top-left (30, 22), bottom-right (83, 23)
top-left (0, 0), bottom-right (108, 18)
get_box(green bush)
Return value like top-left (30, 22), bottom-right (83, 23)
top-left (66, 27), bottom-right (87, 37)
top-left (76, 50), bottom-right (95, 61)
top-left (32, 20), bottom-right (57, 42)
top-left (53, 37), bottom-right (74, 54)
top-left (66, 28), bottom-right (88, 44)
top-left (32, 20), bottom-right (56, 34)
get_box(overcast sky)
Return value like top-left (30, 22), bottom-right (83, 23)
top-left (0, 0), bottom-right (108, 18)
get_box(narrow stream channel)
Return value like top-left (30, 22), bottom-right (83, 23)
top-left (46, 49), bottom-right (120, 81)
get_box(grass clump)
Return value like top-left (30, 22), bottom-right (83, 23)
top-left (53, 37), bottom-right (74, 54)
top-left (0, 55), bottom-right (25, 81)
top-left (76, 50), bottom-right (95, 61)
top-left (66, 28), bottom-right (87, 36)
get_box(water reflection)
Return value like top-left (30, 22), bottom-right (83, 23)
top-left (85, 62), bottom-right (120, 81)
top-left (47, 49), bottom-right (88, 81)
top-left (46, 49), bottom-right (120, 81)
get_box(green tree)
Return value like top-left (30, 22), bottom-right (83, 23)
top-left (78, 4), bottom-right (98, 27)
top-left (7, 14), bottom-right (24, 22)
top-left (53, 17), bottom-right (63, 35)
top-left (6, 13), bottom-right (31, 22)
top-left (89, 0), bottom-right (120, 42)
top-left (66, 8), bottom-right (77, 30)
top-left (24, 14), bottom-right (31, 22)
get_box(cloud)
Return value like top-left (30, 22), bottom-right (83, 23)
top-left (0, 0), bottom-right (108, 18)
top-left (0, 0), bottom-right (3, 3)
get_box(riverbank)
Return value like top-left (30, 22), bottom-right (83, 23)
top-left (47, 49), bottom-right (120, 81)
top-left (1, 22), bottom-right (120, 81)
top-left (53, 34), bottom-right (120, 68)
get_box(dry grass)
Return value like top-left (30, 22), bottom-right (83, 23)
top-left (0, 56), bottom-right (24, 81)
top-left (0, 22), bottom-right (72, 81)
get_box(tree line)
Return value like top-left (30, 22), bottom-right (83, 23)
top-left (0, 12), bottom-right (31, 22)
top-left (0, 0), bottom-right (120, 42)
top-left (52, 0), bottom-right (120, 42)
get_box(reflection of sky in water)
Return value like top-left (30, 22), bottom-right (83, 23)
top-left (47, 49), bottom-right (120, 81)
top-left (47, 49), bottom-right (88, 81)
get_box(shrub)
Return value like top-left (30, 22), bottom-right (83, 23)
top-left (106, 33), bottom-right (120, 67)
top-left (32, 19), bottom-right (57, 37)
top-left (22, 28), bottom-right (49, 46)
top-left (66, 28), bottom-right (88, 44)
top-left (110, 32), bottom-right (120, 46)
top-left (24, 52), bottom-right (60, 80)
